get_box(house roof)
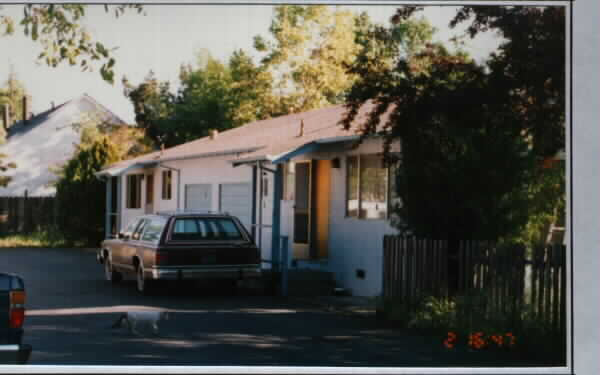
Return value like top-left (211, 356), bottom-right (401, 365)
top-left (98, 101), bottom-right (384, 177)
top-left (0, 94), bottom-right (126, 196)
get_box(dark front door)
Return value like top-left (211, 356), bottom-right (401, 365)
top-left (293, 162), bottom-right (310, 245)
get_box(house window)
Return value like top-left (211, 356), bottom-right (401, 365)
top-left (162, 170), bottom-right (172, 200)
top-left (346, 154), bottom-right (389, 219)
top-left (126, 174), bottom-right (143, 209)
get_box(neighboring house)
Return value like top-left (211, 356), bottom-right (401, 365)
top-left (0, 94), bottom-right (126, 197)
top-left (97, 103), bottom-right (400, 297)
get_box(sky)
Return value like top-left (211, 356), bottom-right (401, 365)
top-left (0, 4), bottom-right (501, 124)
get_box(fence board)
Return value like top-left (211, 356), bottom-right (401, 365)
top-left (0, 196), bottom-right (57, 235)
top-left (383, 236), bottom-right (566, 334)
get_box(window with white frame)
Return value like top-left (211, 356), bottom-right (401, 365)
top-left (346, 154), bottom-right (391, 219)
top-left (162, 170), bottom-right (172, 200)
top-left (126, 174), bottom-right (143, 209)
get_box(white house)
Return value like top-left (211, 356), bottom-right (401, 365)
top-left (96, 103), bottom-right (400, 296)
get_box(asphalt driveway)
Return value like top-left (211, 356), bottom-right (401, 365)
top-left (1, 248), bottom-right (533, 367)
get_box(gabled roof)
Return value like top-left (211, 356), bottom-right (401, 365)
top-left (0, 94), bottom-right (126, 196)
top-left (98, 101), bottom-right (385, 177)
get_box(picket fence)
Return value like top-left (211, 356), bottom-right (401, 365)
top-left (383, 236), bottom-right (566, 333)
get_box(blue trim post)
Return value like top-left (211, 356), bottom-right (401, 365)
top-left (280, 235), bottom-right (289, 297)
top-left (105, 177), bottom-right (111, 239)
top-left (115, 175), bottom-right (122, 232)
top-left (271, 164), bottom-right (283, 270)
top-left (251, 165), bottom-right (257, 241)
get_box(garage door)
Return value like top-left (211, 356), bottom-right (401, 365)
top-left (219, 183), bottom-right (252, 232)
top-left (185, 184), bottom-right (212, 211)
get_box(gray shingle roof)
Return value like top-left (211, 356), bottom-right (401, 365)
top-left (0, 94), bottom-right (126, 196)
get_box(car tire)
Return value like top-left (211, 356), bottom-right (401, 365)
top-left (136, 265), bottom-right (154, 295)
top-left (104, 257), bottom-right (122, 284)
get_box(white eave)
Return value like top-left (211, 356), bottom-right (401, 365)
top-left (96, 146), bottom-right (265, 177)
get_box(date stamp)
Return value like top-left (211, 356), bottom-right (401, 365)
top-left (443, 331), bottom-right (516, 349)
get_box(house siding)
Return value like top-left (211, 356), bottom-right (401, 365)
top-left (116, 155), bottom-right (281, 263)
top-left (285, 138), bottom-right (399, 297)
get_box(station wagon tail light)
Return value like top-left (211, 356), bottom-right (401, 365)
top-left (9, 290), bottom-right (26, 329)
top-left (155, 252), bottom-right (168, 266)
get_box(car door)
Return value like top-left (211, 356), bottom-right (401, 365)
top-left (113, 218), bottom-right (144, 272)
top-left (126, 219), bottom-right (149, 272)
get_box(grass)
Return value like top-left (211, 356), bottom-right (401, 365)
top-left (0, 230), bottom-right (90, 248)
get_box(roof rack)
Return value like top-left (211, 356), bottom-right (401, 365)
top-left (155, 210), bottom-right (230, 216)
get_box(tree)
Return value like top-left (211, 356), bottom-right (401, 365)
top-left (0, 153), bottom-right (16, 187)
top-left (122, 70), bottom-right (173, 147)
top-left (449, 6), bottom-right (565, 160)
top-left (54, 137), bottom-right (121, 245)
top-left (342, 5), bottom-right (566, 247)
top-left (0, 67), bottom-right (28, 133)
top-left (228, 49), bottom-right (277, 126)
top-left (124, 53), bottom-right (238, 148)
top-left (0, 4), bottom-right (143, 83)
top-left (124, 50), bottom-right (276, 148)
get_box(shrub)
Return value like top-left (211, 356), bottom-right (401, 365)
top-left (54, 137), bottom-right (120, 246)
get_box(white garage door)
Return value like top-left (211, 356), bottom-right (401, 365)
top-left (219, 183), bottom-right (252, 232)
top-left (185, 184), bottom-right (212, 211)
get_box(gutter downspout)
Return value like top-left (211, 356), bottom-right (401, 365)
top-left (159, 163), bottom-right (182, 211)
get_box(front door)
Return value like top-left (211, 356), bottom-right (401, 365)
top-left (311, 160), bottom-right (331, 259)
top-left (293, 162), bottom-right (311, 260)
top-left (292, 160), bottom-right (330, 260)
top-left (145, 174), bottom-right (154, 214)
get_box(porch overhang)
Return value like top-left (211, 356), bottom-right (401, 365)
top-left (229, 135), bottom-right (361, 167)
top-left (270, 135), bottom-right (360, 164)
top-left (95, 160), bottom-right (158, 178)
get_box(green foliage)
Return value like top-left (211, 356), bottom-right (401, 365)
top-left (343, 7), bottom-right (565, 242)
top-left (124, 50), bottom-right (276, 147)
top-left (0, 229), bottom-right (72, 248)
top-left (54, 137), bottom-right (121, 246)
top-left (0, 4), bottom-right (144, 83)
top-left (0, 66), bottom-right (28, 140)
top-left (0, 152), bottom-right (16, 187)
top-left (450, 6), bottom-right (565, 159)
top-left (254, 5), bottom-right (394, 113)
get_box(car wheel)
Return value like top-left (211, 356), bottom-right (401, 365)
top-left (104, 257), bottom-right (122, 284)
top-left (136, 265), bottom-right (154, 295)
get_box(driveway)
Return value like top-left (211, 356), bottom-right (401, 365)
top-left (1, 248), bottom-right (531, 367)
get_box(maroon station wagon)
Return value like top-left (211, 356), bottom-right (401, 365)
top-left (98, 212), bottom-right (261, 294)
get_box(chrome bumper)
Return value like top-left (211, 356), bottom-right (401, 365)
top-left (0, 344), bottom-right (32, 364)
top-left (150, 265), bottom-right (261, 281)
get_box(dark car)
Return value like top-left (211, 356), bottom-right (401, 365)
top-left (98, 211), bottom-right (261, 294)
top-left (0, 273), bottom-right (32, 364)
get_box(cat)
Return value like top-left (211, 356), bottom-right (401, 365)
top-left (111, 310), bottom-right (170, 336)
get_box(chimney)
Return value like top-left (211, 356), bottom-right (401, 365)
top-left (298, 119), bottom-right (305, 137)
top-left (2, 103), bottom-right (9, 130)
top-left (209, 129), bottom-right (218, 140)
top-left (22, 95), bottom-right (32, 124)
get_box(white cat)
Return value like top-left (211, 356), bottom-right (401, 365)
top-left (111, 310), bottom-right (170, 336)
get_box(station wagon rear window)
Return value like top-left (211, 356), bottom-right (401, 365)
top-left (171, 218), bottom-right (244, 241)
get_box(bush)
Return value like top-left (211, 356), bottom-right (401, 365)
top-left (54, 137), bottom-right (120, 246)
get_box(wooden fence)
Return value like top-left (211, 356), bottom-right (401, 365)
top-left (0, 196), bottom-right (57, 234)
top-left (383, 235), bottom-right (566, 332)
